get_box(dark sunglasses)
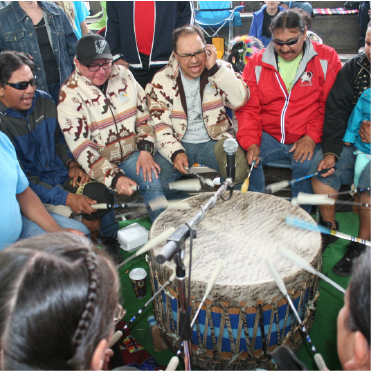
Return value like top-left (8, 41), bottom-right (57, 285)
top-left (5, 77), bottom-right (37, 90)
top-left (272, 33), bottom-right (303, 47)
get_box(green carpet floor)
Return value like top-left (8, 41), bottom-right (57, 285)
top-left (117, 212), bottom-right (359, 370)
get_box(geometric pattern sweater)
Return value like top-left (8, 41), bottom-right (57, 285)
top-left (145, 54), bottom-right (249, 163)
top-left (58, 64), bottom-right (155, 188)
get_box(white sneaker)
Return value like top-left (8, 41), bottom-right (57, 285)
top-left (358, 47), bottom-right (365, 53)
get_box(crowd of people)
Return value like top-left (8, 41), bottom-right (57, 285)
top-left (0, 1), bottom-right (370, 370)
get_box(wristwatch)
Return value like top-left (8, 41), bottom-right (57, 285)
top-left (139, 143), bottom-right (154, 155)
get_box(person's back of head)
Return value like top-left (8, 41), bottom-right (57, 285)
top-left (0, 233), bottom-right (119, 370)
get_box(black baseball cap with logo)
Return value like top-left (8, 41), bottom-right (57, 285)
top-left (76, 34), bottom-right (113, 66)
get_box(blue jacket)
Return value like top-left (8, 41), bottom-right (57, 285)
top-left (249, 5), bottom-right (285, 47)
top-left (0, 1), bottom-right (77, 94)
top-left (343, 88), bottom-right (371, 154)
top-left (106, 1), bottom-right (193, 68)
top-left (0, 90), bottom-right (74, 206)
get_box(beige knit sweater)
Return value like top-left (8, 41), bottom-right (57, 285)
top-left (58, 64), bottom-right (155, 188)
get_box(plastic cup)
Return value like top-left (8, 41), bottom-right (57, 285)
top-left (129, 268), bottom-right (147, 298)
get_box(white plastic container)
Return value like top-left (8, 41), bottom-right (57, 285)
top-left (117, 223), bottom-right (149, 252)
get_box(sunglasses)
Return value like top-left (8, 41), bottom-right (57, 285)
top-left (5, 77), bottom-right (37, 90)
top-left (175, 48), bottom-right (206, 61)
top-left (272, 33), bottom-right (303, 47)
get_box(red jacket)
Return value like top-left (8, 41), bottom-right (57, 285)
top-left (236, 39), bottom-right (341, 150)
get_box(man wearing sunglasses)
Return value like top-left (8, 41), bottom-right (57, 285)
top-left (236, 10), bottom-right (341, 214)
top-left (58, 34), bottom-right (165, 222)
top-left (146, 25), bottom-right (249, 195)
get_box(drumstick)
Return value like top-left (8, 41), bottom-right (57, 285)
top-left (121, 249), bottom-right (200, 332)
top-left (328, 187), bottom-right (371, 197)
top-left (108, 330), bottom-right (123, 348)
top-left (91, 202), bottom-right (146, 210)
top-left (241, 160), bottom-right (256, 194)
top-left (285, 216), bottom-right (372, 246)
top-left (265, 259), bottom-right (327, 370)
top-left (265, 168), bottom-right (333, 194)
top-left (165, 356), bottom-right (179, 371)
top-left (117, 227), bottom-right (176, 269)
top-left (149, 196), bottom-right (191, 211)
top-left (190, 261), bottom-right (224, 328)
top-left (278, 246), bottom-right (346, 294)
top-left (185, 166), bottom-right (214, 188)
top-left (293, 193), bottom-right (371, 207)
top-left (130, 179), bottom-right (201, 192)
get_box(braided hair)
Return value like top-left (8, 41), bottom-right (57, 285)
top-left (0, 233), bottom-right (119, 370)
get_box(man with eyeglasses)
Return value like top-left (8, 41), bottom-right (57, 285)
top-left (58, 34), bottom-right (165, 223)
top-left (236, 10), bottom-right (341, 214)
top-left (146, 25), bottom-right (249, 195)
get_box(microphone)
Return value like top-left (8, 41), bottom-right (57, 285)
top-left (223, 138), bottom-right (238, 182)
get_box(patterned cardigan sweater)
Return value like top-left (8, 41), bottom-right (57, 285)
top-left (58, 64), bottom-right (155, 188)
top-left (145, 54), bottom-right (249, 163)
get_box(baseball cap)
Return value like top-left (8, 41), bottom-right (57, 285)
top-left (76, 34), bottom-right (113, 66)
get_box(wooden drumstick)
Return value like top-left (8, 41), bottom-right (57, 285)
top-left (149, 196), bottom-right (191, 211)
top-left (293, 192), bottom-right (371, 207)
top-left (265, 259), bottom-right (327, 370)
top-left (130, 179), bottom-right (201, 192)
top-left (278, 246), bottom-right (346, 294)
top-left (117, 227), bottom-right (176, 269)
top-left (241, 160), bottom-right (256, 194)
top-left (165, 356), bottom-right (180, 371)
top-left (285, 216), bottom-right (372, 246)
top-left (190, 261), bottom-right (224, 328)
top-left (185, 166), bottom-right (214, 188)
top-left (91, 202), bottom-right (146, 209)
top-left (108, 330), bottom-right (123, 348)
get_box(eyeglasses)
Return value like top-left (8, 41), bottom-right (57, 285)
top-left (5, 77), bottom-right (37, 90)
top-left (272, 33), bottom-right (303, 47)
top-left (114, 303), bottom-right (127, 324)
top-left (175, 48), bottom-right (206, 61)
top-left (86, 61), bottom-right (113, 72)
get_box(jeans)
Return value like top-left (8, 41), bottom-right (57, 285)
top-left (359, 1), bottom-right (370, 47)
top-left (100, 210), bottom-right (118, 237)
top-left (118, 151), bottom-right (165, 221)
top-left (19, 212), bottom-right (89, 240)
top-left (310, 145), bottom-right (371, 196)
top-left (47, 82), bottom-right (61, 106)
top-left (154, 140), bottom-right (219, 199)
top-left (249, 132), bottom-right (321, 213)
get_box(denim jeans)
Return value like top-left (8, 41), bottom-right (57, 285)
top-left (100, 210), bottom-right (118, 237)
top-left (154, 140), bottom-right (219, 199)
top-left (118, 151), bottom-right (165, 221)
top-left (249, 132), bottom-right (321, 213)
top-left (47, 82), bottom-right (61, 106)
top-left (19, 212), bottom-right (89, 240)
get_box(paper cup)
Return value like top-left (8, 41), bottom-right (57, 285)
top-left (129, 268), bottom-right (147, 298)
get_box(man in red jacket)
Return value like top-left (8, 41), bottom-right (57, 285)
top-left (236, 10), bottom-right (341, 213)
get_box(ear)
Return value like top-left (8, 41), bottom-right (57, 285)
top-left (90, 339), bottom-right (109, 371)
top-left (344, 331), bottom-right (371, 370)
top-left (0, 84), bottom-right (5, 97)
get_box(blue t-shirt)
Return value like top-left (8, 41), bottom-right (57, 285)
top-left (0, 132), bottom-right (29, 250)
top-left (74, 0), bottom-right (90, 39)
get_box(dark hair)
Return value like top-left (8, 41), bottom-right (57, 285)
top-left (270, 10), bottom-right (306, 34)
top-left (0, 51), bottom-right (35, 87)
top-left (172, 25), bottom-right (206, 52)
top-left (295, 8), bottom-right (312, 29)
top-left (346, 250), bottom-right (370, 345)
top-left (0, 233), bottom-right (119, 370)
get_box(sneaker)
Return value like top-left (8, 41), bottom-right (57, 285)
top-left (320, 220), bottom-right (339, 253)
top-left (102, 235), bottom-right (123, 265)
top-left (332, 241), bottom-right (366, 277)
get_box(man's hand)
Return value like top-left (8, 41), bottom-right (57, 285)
top-left (173, 153), bottom-right (189, 173)
top-left (114, 59), bottom-right (130, 68)
top-left (66, 193), bottom-right (97, 215)
top-left (317, 154), bottom-right (337, 177)
top-left (136, 151), bottom-right (161, 182)
top-left (68, 161), bottom-right (90, 186)
top-left (115, 176), bottom-right (137, 195)
top-left (205, 44), bottom-right (218, 70)
top-left (359, 120), bottom-right (371, 143)
top-left (246, 144), bottom-right (260, 166)
top-left (289, 135), bottom-right (316, 163)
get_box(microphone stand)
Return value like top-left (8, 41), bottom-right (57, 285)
top-left (155, 178), bottom-right (233, 371)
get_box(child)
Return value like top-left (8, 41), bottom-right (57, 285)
top-left (343, 87), bottom-right (371, 188)
top-left (249, 1), bottom-right (284, 47)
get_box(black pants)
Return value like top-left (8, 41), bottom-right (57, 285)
top-left (130, 53), bottom-right (164, 90)
top-left (359, 1), bottom-right (370, 47)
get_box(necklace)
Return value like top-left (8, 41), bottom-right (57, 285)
top-left (277, 53), bottom-right (303, 92)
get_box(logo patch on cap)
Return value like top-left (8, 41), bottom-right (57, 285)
top-left (95, 40), bottom-right (107, 54)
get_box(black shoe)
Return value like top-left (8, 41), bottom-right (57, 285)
top-left (102, 235), bottom-right (123, 265)
top-left (320, 220), bottom-right (339, 253)
top-left (332, 241), bottom-right (366, 277)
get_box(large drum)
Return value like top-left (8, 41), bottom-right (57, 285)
top-left (148, 192), bottom-right (322, 370)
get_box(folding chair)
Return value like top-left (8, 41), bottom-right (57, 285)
top-left (195, 1), bottom-right (244, 50)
